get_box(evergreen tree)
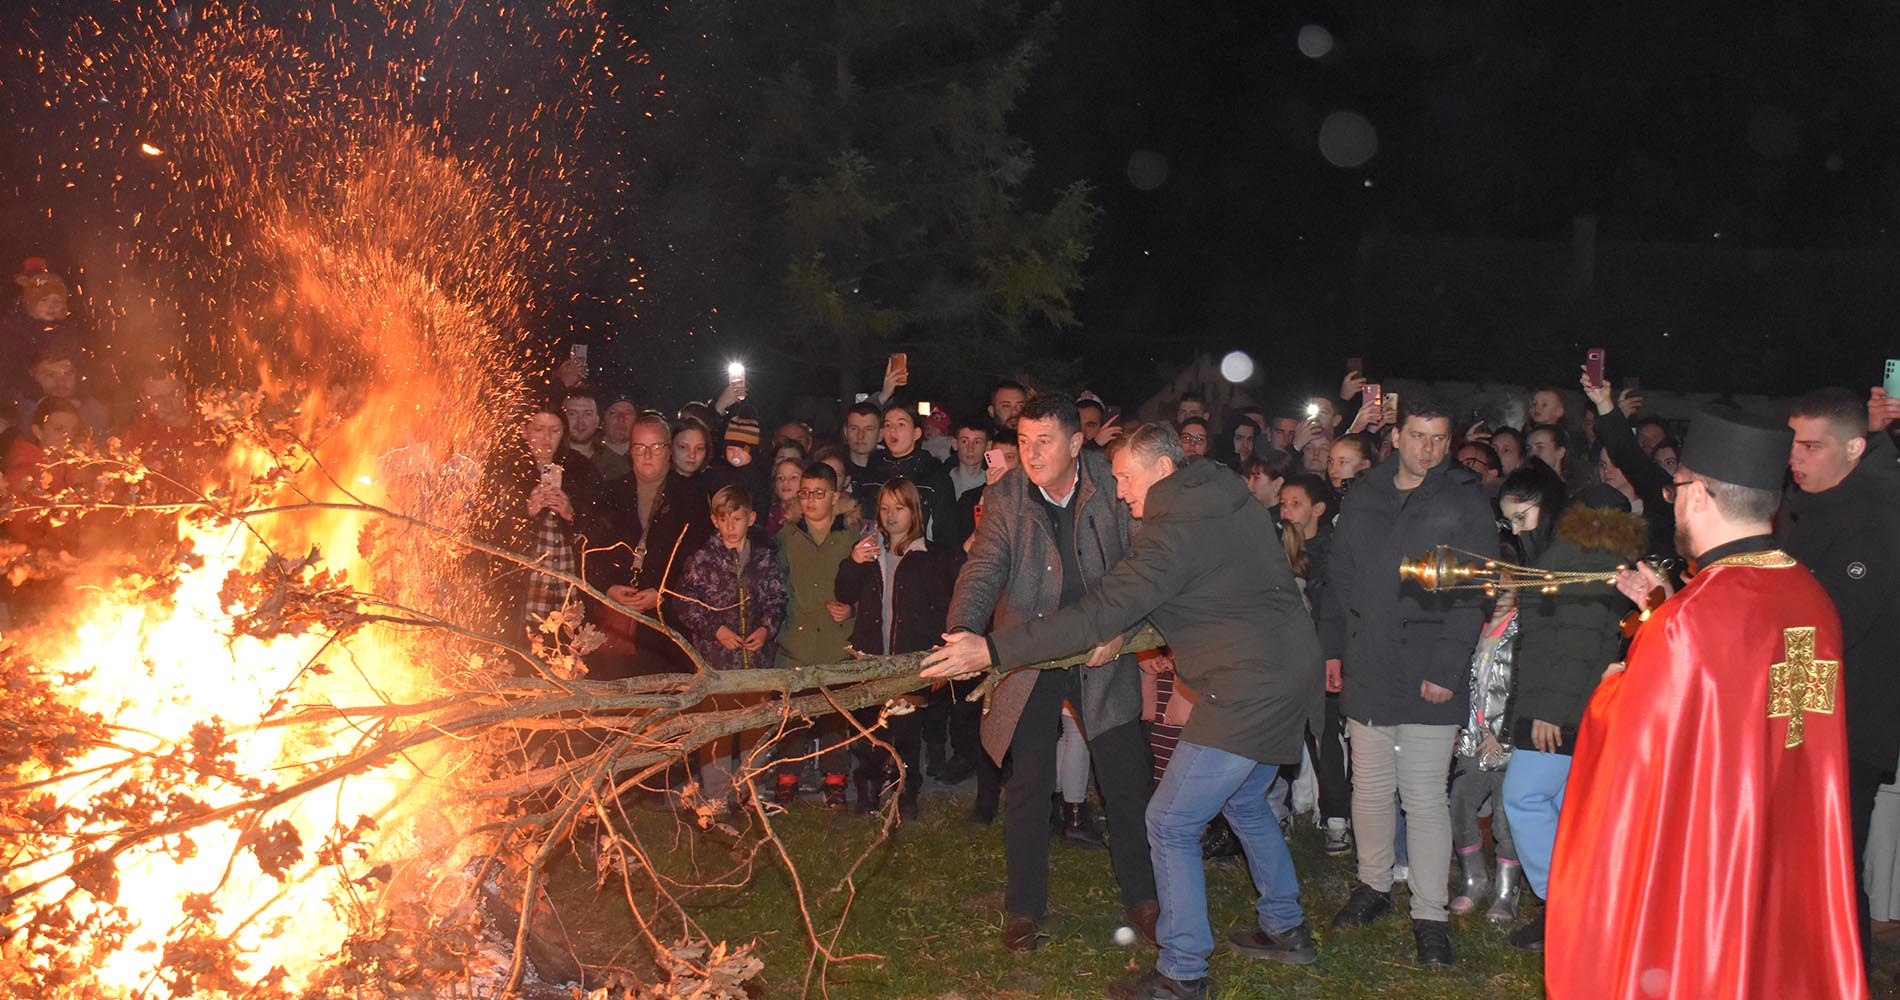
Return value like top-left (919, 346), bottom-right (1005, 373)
top-left (624, 0), bottom-right (1096, 405)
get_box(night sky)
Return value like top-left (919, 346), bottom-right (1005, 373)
top-left (1014, 0), bottom-right (1900, 402)
top-left (4, 0), bottom-right (1898, 408)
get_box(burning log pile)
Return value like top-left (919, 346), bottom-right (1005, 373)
top-left (0, 403), bottom-right (1160, 998)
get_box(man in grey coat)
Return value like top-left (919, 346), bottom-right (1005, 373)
top-left (926, 422), bottom-right (1325, 1000)
top-left (928, 395), bottom-right (1158, 954)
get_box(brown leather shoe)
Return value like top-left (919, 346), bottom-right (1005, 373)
top-left (1001, 915), bottom-right (1042, 953)
top-left (1125, 900), bottom-right (1161, 947)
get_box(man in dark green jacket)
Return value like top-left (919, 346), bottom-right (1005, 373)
top-left (924, 423), bottom-right (1324, 1000)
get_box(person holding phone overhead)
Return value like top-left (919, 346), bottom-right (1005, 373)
top-left (479, 400), bottom-right (602, 648)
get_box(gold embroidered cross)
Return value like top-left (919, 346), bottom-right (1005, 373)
top-left (1768, 626), bottom-right (1839, 749)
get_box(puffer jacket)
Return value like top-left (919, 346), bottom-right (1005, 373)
top-left (1507, 504), bottom-right (1646, 751)
top-left (672, 530), bottom-right (787, 670)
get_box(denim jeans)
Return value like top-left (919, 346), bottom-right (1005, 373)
top-left (1501, 749), bottom-right (1571, 899)
top-left (1147, 740), bottom-right (1304, 981)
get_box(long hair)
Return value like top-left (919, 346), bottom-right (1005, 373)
top-left (876, 477), bottom-right (926, 554)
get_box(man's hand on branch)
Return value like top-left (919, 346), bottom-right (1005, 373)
top-left (920, 631), bottom-right (993, 680)
top-left (1085, 633), bottom-right (1126, 667)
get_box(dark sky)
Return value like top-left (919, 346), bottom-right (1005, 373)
top-left (1013, 0), bottom-right (1900, 399)
top-left (6, 0), bottom-right (1898, 402)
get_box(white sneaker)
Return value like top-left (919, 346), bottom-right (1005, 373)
top-left (1323, 818), bottom-right (1352, 856)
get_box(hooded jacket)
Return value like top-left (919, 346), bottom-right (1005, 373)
top-left (1318, 452), bottom-right (1499, 727)
top-left (988, 459), bottom-right (1323, 765)
top-left (1508, 503), bottom-right (1647, 750)
top-left (1779, 431), bottom-right (1900, 769)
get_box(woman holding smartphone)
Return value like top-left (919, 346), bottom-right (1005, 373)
top-left (480, 400), bottom-right (601, 646)
top-left (834, 478), bottom-right (964, 818)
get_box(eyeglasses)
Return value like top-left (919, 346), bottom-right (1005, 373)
top-left (796, 489), bottom-right (835, 500)
top-left (1180, 434), bottom-right (1208, 445)
top-left (1460, 456), bottom-right (1497, 473)
top-left (629, 444), bottom-right (668, 455)
top-left (1662, 478), bottom-right (1696, 504)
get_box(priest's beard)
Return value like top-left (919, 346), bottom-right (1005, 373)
top-left (1675, 522), bottom-right (1694, 562)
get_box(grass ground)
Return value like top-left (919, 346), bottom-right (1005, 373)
top-left (545, 788), bottom-right (1900, 999)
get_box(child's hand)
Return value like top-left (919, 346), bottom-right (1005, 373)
top-left (825, 600), bottom-right (852, 623)
top-left (743, 627), bottom-right (769, 652)
top-left (715, 626), bottom-right (743, 651)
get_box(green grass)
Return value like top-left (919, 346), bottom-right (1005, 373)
top-left (545, 790), bottom-right (1900, 999)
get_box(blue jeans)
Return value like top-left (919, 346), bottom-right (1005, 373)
top-left (1147, 740), bottom-right (1304, 981)
top-left (1501, 749), bottom-right (1571, 899)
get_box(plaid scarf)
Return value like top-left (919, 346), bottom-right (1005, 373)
top-left (524, 510), bottom-right (579, 623)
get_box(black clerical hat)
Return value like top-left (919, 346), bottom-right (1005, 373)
top-left (1678, 405), bottom-right (1792, 492)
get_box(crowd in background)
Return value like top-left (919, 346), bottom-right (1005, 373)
top-left (7, 251), bottom-right (1900, 990)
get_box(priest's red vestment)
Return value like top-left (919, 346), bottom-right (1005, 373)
top-left (1546, 549), bottom-right (1867, 1000)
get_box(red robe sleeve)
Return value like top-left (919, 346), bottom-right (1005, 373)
top-left (1546, 555), bottom-right (1867, 1000)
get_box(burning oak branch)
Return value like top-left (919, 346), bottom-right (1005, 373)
top-left (0, 408), bottom-right (1160, 999)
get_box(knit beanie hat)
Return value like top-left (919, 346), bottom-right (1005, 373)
top-left (724, 414), bottom-right (762, 448)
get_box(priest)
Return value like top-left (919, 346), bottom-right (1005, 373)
top-left (1545, 405), bottom-right (1867, 1000)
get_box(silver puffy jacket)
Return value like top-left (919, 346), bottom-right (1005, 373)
top-left (1456, 612), bottom-right (1517, 769)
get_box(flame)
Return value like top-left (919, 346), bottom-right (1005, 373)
top-left (5, 1), bottom-right (639, 992)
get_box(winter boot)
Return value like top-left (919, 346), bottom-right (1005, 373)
top-left (773, 771), bottom-right (800, 806)
top-left (1061, 802), bottom-right (1107, 849)
top-left (821, 773), bottom-right (848, 810)
top-left (1485, 858), bottom-right (1524, 924)
top-left (1449, 846), bottom-right (1490, 916)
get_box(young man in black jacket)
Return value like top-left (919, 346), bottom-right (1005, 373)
top-left (1780, 386), bottom-right (1900, 975)
top-left (1317, 394), bottom-right (1499, 967)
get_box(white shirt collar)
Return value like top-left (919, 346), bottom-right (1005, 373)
top-left (1037, 471), bottom-right (1080, 508)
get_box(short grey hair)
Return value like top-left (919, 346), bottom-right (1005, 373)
top-left (1124, 421), bottom-right (1186, 466)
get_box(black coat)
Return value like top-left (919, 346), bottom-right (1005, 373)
top-left (1778, 432), bottom-right (1900, 769)
top-left (866, 448), bottom-right (955, 543)
top-left (835, 542), bottom-right (963, 656)
top-left (1318, 453), bottom-right (1499, 727)
top-left (989, 459), bottom-right (1323, 766)
top-left (478, 443), bottom-right (606, 636)
top-left (587, 471), bottom-right (712, 670)
top-left (1508, 504), bottom-right (1647, 751)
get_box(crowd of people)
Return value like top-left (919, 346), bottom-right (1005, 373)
top-left (5, 252), bottom-right (1897, 999)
